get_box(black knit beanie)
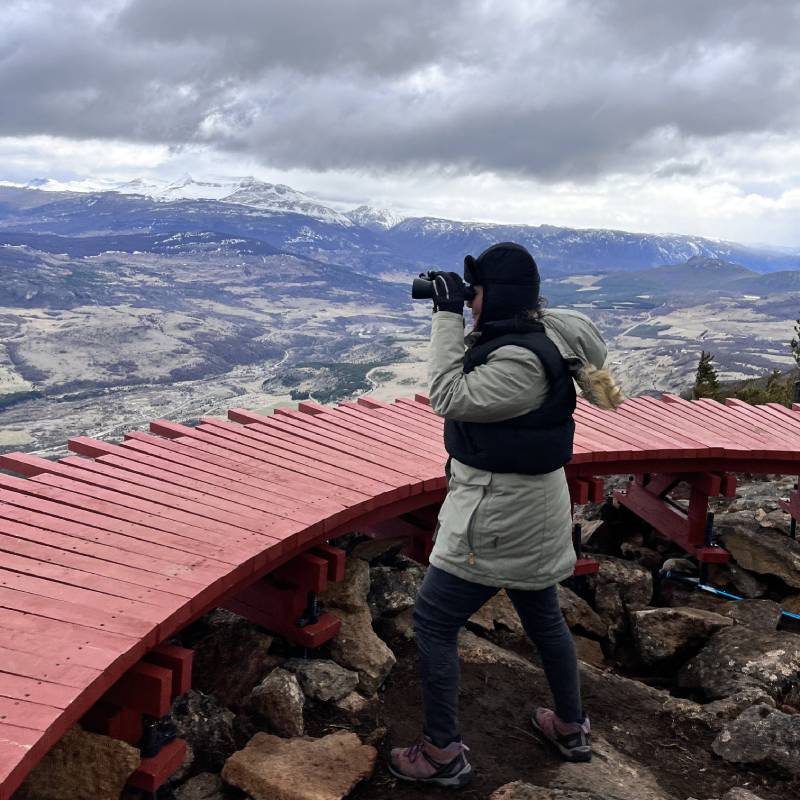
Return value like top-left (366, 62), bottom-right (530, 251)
top-left (463, 242), bottom-right (540, 327)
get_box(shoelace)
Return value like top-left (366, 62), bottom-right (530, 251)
top-left (403, 739), bottom-right (470, 764)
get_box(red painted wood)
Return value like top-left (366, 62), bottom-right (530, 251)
top-left (310, 544), bottom-right (347, 582)
top-left (103, 661), bottom-right (172, 717)
top-left (271, 552), bottom-right (329, 593)
top-left (573, 558), bottom-right (600, 576)
top-left (0, 697), bottom-right (61, 732)
top-left (81, 702), bottom-right (143, 746)
top-left (127, 738), bottom-right (188, 792)
top-left (0, 673), bottom-right (82, 709)
top-left (143, 644), bottom-right (193, 699)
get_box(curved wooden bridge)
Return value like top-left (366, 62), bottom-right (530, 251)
top-left (2, 394), bottom-right (800, 797)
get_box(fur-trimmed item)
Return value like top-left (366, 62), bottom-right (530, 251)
top-left (574, 363), bottom-right (625, 410)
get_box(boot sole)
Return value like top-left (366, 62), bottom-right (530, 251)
top-left (531, 714), bottom-right (592, 763)
top-left (387, 761), bottom-right (473, 788)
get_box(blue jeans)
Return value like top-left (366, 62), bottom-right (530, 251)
top-left (413, 565), bottom-right (583, 747)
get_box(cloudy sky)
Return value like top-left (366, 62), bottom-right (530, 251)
top-left (3, 0), bottom-right (800, 245)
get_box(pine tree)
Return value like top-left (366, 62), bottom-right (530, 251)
top-left (693, 350), bottom-right (720, 400)
top-left (791, 319), bottom-right (800, 368)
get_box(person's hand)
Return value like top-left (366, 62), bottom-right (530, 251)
top-left (430, 271), bottom-right (467, 314)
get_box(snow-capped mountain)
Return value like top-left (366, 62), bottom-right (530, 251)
top-left (344, 205), bottom-right (403, 229)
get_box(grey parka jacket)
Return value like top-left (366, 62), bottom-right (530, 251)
top-left (427, 308), bottom-right (608, 590)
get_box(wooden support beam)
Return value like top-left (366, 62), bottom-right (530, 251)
top-left (103, 662), bottom-right (172, 718)
top-left (272, 552), bottom-right (329, 594)
top-left (310, 544), bottom-right (346, 582)
top-left (127, 738), bottom-right (188, 793)
top-left (574, 558), bottom-right (600, 576)
top-left (143, 644), bottom-right (193, 700)
top-left (80, 702), bottom-right (143, 747)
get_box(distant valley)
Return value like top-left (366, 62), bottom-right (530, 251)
top-left (1, 178), bottom-right (799, 456)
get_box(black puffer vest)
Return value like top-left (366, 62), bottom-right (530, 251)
top-left (444, 320), bottom-right (576, 474)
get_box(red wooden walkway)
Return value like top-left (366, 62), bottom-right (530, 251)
top-left (1, 394), bottom-right (800, 797)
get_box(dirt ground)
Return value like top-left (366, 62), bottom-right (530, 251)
top-left (301, 638), bottom-right (799, 800)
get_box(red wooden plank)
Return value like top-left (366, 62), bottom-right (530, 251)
top-left (0, 477), bottom-right (241, 568)
top-left (310, 544), bottom-right (346, 582)
top-left (60, 455), bottom-right (336, 531)
top-left (271, 552), bottom-right (329, 593)
top-left (272, 406), bottom-right (444, 461)
top-left (0, 672), bottom-right (80, 709)
top-left (149, 420), bottom-right (400, 498)
top-left (0, 585), bottom-right (157, 643)
top-left (0, 646), bottom-right (99, 689)
top-left (0, 697), bottom-right (61, 732)
top-left (0, 608), bottom-right (139, 667)
top-left (414, 394), bottom-right (431, 406)
top-left (25, 471), bottom-right (277, 560)
top-left (721, 398), bottom-right (800, 444)
top-left (0, 549), bottom-right (187, 611)
top-left (104, 661), bottom-right (172, 717)
top-left (236, 416), bottom-right (444, 491)
top-left (0, 510), bottom-right (218, 594)
top-left (0, 525), bottom-right (200, 602)
top-left (144, 644), bottom-right (193, 698)
top-left (127, 738), bottom-right (187, 792)
top-left (196, 418), bottom-right (422, 492)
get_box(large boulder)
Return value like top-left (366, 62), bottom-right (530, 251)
top-left (191, 611), bottom-right (279, 706)
top-left (678, 626), bottom-right (800, 700)
top-left (630, 606), bottom-right (732, 665)
top-left (707, 562), bottom-right (767, 598)
top-left (328, 607), bottom-right (397, 694)
top-left (222, 730), bottom-right (377, 800)
top-left (557, 585), bottom-right (608, 639)
top-left (320, 557), bottom-right (370, 612)
top-left (490, 784), bottom-right (609, 800)
top-left (551, 736), bottom-right (676, 800)
top-left (283, 658), bottom-right (360, 702)
top-left (724, 599), bottom-right (782, 629)
top-left (249, 668), bottom-right (305, 737)
top-left (15, 726), bottom-right (140, 800)
top-left (590, 556), bottom-right (653, 640)
top-left (665, 687), bottom-right (775, 732)
top-left (712, 704), bottom-right (800, 775)
top-left (469, 590), bottom-right (525, 636)
top-left (170, 690), bottom-right (237, 772)
top-left (718, 525), bottom-right (800, 588)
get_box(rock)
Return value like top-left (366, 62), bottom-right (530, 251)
top-left (573, 636), bottom-right (606, 668)
top-left (283, 659), bottom-right (359, 702)
top-left (350, 536), bottom-right (406, 563)
top-left (718, 525), bottom-right (800, 588)
top-left (16, 726), bottom-right (140, 800)
top-left (712, 704), bottom-right (800, 774)
top-left (375, 607), bottom-right (415, 641)
top-left (170, 690), bottom-right (237, 772)
top-left (469, 590), bottom-right (525, 636)
top-left (665, 688), bottom-right (775, 731)
top-left (458, 630), bottom-right (543, 673)
top-left (368, 559), bottom-right (424, 617)
top-left (551, 735), bottom-right (676, 800)
top-left (707, 563), bottom-right (767, 598)
top-left (191, 612), bottom-right (279, 706)
top-left (222, 730), bottom-right (377, 800)
top-left (320, 557), bottom-right (370, 612)
top-left (334, 691), bottom-right (378, 715)
top-left (782, 594), bottom-right (800, 615)
top-left (363, 725), bottom-right (387, 747)
top-left (590, 556), bottom-right (653, 640)
top-left (631, 606), bottom-right (733, 665)
top-left (557, 585), bottom-right (608, 638)
top-left (724, 599), bottom-right (782, 629)
top-left (620, 541), bottom-right (662, 569)
top-left (174, 772), bottom-right (226, 800)
top-left (490, 783), bottom-right (607, 800)
top-left (679, 626), bottom-right (800, 700)
top-left (661, 557), bottom-right (697, 575)
top-left (722, 789), bottom-right (768, 800)
top-left (249, 668), bottom-right (305, 737)
top-left (329, 606), bottom-right (396, 694)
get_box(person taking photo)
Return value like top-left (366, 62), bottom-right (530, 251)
top-left (389, 242), bottom-right (623, 788)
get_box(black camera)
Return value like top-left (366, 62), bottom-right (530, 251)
top-left (411, 271), bottom-right (476, 301)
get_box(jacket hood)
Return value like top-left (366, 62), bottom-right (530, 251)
top-left (540, 308), bottom-right (607, 371)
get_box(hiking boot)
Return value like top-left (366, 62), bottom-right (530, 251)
top-left (388, 736), bottom-right (472, 787)
top-left (531, 707), bottom-right (592, 762)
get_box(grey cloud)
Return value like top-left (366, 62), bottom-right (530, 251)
top-left (1, 0), bottom-right (799, 182)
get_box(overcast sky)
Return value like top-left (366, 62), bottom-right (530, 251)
top-left (2, 0), bottom-right (799, 246)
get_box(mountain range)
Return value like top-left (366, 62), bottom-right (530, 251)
top-left (1, 178), bottom-right (799, 276)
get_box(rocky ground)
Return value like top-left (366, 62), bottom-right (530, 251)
top-left (17, 475), bottom-right (800, 800)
